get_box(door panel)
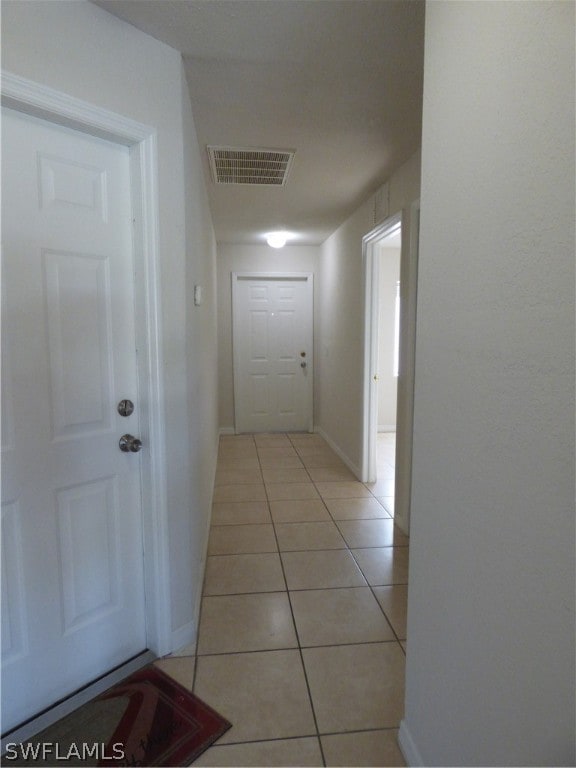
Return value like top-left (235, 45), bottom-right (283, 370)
top-left (56, 477), bottom-right (121, 633)
top-left (1, 108), bottom-right (146, 732)
top-left (44, 250), bottom-right (114, 438)
top-left (233, 275), bottom-right (313, 433)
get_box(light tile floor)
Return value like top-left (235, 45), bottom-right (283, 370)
top-left (157, 432), bottom-right (408, 767)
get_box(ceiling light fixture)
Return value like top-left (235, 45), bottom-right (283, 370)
top-left (266, 232), bottom-right (288, 249)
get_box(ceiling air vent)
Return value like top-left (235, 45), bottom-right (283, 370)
top-left (207, 146), bottom-right (295, 186)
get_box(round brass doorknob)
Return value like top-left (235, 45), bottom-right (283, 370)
top-left (119, 434), bottom-right (143, 453)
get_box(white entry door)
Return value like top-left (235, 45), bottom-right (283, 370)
top-left (1, 108), bottom-right (147, 733)
top-left (232, 274), bottom-right (313, 433)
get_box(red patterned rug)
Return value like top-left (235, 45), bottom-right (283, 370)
top-left (7, 666), bottom-right (231, 766)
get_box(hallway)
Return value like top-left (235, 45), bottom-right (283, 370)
top-left (157, 432), bottom-right (408, 767)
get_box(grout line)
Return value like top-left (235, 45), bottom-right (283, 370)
top-left (197, 432), bottom-right (407, 758)
top-left (195, 638), bottom-right (402, 660)
top-left (195, 433), bottom-right (258, 691)
top-left (262, 438), bottom-right (328, 767)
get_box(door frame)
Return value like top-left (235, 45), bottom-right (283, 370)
top-left (231, 272), bottom-right (314, 434)
top-left (361, 203), bottom-right (420, 534)
top-left (1, 74), bottom-right (171, 657)
top-left (361, 213), bottom-right (402, 482)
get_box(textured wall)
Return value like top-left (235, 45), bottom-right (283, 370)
top-left (402, 2), bottom-right (575, 764)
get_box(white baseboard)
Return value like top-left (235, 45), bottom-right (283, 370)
top-left (314, 427), bottom-right (362, 479)
top-left (398, 719), bottom-right (424, 767)
top-left (175, 430), bottom-right (219, 659)
top-left (219, 426), bottom-right (235, 436)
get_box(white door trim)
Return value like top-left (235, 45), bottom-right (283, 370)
top-left (232, 271), bottom-right (314, 434)
top-left (361, 204), bottom-right (420, 535)
top-left (361, 213), bottom-right (402, 483)
top-left (1, 72), bottom-right (171, 657)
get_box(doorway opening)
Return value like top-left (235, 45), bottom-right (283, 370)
top-left (361, 204), bottom-right (419, 535)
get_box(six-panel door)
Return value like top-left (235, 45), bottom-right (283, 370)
top-left (232, 275), bottom-right (313, 433)
top-left (1, 108), bottom-right (147, 732)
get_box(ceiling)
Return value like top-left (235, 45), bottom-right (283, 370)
top-left (93, 0), bottom-right (425, 245)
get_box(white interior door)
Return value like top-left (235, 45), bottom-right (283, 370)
top-left (1, 108), bottom-right (147, 733)
top-left (233, 274), bottom-right (313, 433)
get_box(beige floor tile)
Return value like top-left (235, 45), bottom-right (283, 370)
top-left (336, 518), bottom-right (408, 548)
top-left (288, 433), bottom-right (326, 444)
top-left (194, 650), bottom-right (316, 744)
top-left (269, 499), bottom-right (331, 523)
top-left (373, 585), bottom-right (408, 640)
top-left (365, 476), bottom-right (395, 495)
top-left (193, 737), bottom-right (323, 767)
top-left (220, 435), bottom-right (256, 445)
top-left (321, 728), bottom-right (406, 767)
top-left (259, 455), bottom-right (305, 469)
top-left (219, 437), bottom-right (257, 446)
top-left (215, 468), bottom-right (263, 486)
top-left (325, 497), bottom-right (391, 520)
top-left (208, 524), bottom-right (277, 555)
top-left (302, 643), bottom-right (405, 733)
top-left (218, 446), bottom-right (256, 457)
top-left (153, 656), bottom-right (195, 691)
top-left (290, 587), bottom-right (395, 646)
top-left (218, 449), bottom-right (258, 463)
top-left (266, 482), bottom-right (320, 501)
top-left (262, 468), bottom-right (311, 484)
top-left (211, 501), bottom-right (271, 526)
top-left (281, 549), bottom-right (367, 590)
top-left (377, 496), bottom-right (395, 515)
top-left (170, 640), bottom-right (197, 657)
top-left (257, 444), bottom-right (299, 458)
top-left (294, 443), bottom-right (339, 458)
top-left (352, 547), bottom-right (409, 586)
top-left (315, 481), bottom-right (372, 499)
top-left (254, 433), bottom-right (290, 442)
top-left (197, 593), bottom-right (297, 654)
top-left (216, 456), bottom-right (261, 470)
top-left (306, 466), bottom-right (358, 482)
top-left (275, 521), bottom-right (346, 551)
top-left (203, 553), bottom-right (286, 595)
top-left (219, 440), bottom-right (257, 457)
top-left (378, 452), bottom-right (396, 468)
top-left (213, 484), bottom-right (266, 503)
top-left (375, 460), bottom-right (396, 476)
top-left (300, 454), bottom-right (348, 469)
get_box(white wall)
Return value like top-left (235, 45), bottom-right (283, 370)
top-left (2, 0), bottom-right (219, 650)
top-left (217, 243), bottom-right (320, 432)
top-left (402, 2), bottom-right (575, 765)
top-left (317, 152), bottom-right (421, 476)
top-left (377, 246), bottom-right (400, 429)
top-left (181, 65), bottom-right (220, 645)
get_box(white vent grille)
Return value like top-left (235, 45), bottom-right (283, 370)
top-left (207, 146), bottom-right (295, 186)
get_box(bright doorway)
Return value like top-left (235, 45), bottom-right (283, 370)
top-left (361, 204), bottom-right (420, 535)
